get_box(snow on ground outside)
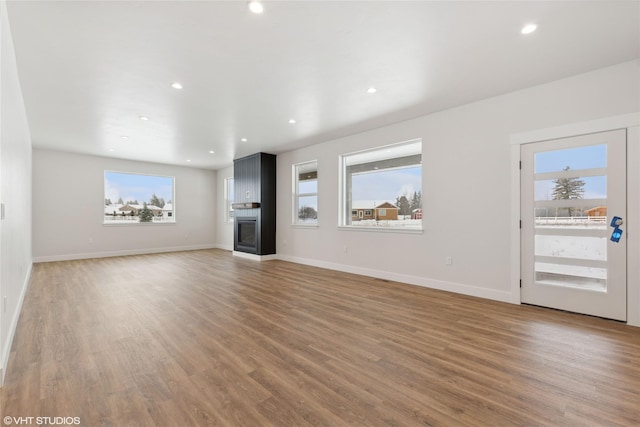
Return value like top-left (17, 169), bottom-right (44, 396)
top-left (535, 224), bottom-right (610, 290)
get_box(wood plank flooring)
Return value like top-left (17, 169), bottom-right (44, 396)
top-left (2, 249), bottom-right (639, 426)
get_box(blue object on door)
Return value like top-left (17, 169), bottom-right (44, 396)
top-left (610, 216), bottom-right (623, 227)
top-left (611, 228), bottom-right (623, 243)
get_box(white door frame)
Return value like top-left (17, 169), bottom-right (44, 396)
top-left (509, 112), bottom-right (640, 326)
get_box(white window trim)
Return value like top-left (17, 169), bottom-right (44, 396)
top-left (292, 160), bottom-right (318, 227)
top-left (338, 138), bottom-right (423, 232)
top-left (103, 170), bottom-right (175, 226)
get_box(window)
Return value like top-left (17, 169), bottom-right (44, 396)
top-left (104, 171), bottom-right (174, 224)
top-left (225, 177), bottom-right (235, 223)
top-left (340, 139), bottom-right (422, 230)
top-left (293, 160), bottom-right (318, 225)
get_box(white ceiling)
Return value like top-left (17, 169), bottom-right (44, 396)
top-left (6, 1), bottom-right (639, 170)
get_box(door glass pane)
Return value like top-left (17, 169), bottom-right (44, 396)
top-left (535, 264), bottom-right (606, 292)
top-left (534, 231), bottom-right (608, 291)
top-left (534, 144), bottom-right (606, 173)
top-left (534, 176), bottom-right (606, 201)
top-left (534, 207), bottom-right (607, 229)
top-left (535, 235), bottom-right (607, 261)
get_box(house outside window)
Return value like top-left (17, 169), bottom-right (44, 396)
top-left (293, 160), bottom-right (318, 225)
top-left (104, 171), bottom-right (175, 224)
top-left (340, 139), bottom-right (422, 230)
top-left (225, 177), bottom-right (234, 223)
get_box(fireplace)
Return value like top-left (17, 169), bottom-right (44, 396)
top-left (232, 152), bottom-right (277, 256)
top-left (235, 217), bottom-right (258, 254)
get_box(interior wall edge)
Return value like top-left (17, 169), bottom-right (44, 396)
top-left (215, 243), bottom-right (233, 252)
top-left (0, 261), bottom-right (32, 387)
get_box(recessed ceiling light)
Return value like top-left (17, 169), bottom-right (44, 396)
top-left (139, 116), bottom-right (149, 121)
top-left (120, 135), bottom-right (129, 140)
top-left (288, 119), bottom-right (296, 124)
top-left (521, 23), bottom-right (537, 34)
top-left (248, 1), bottom-right (264, 14)
top-left (171, 82), bottom-right (183, 90)
top-left (186, 159), bottom-right (192, 162)
top-left (241, 138), bottom-right (248, 142)
top-left (367, 87), bottom-right (377, 94)
top-left (108, 148), bottom-right (115, 152)
top-left (208, 150), bottom-right (215, 154)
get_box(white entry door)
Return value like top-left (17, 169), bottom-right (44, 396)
top-left (521, 129), bottom-right (627, 321)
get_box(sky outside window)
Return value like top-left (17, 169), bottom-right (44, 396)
top-left (105, 172), bottom-right (173, 205)
top-left (352, 166), bottom-right (422, 202)
top-left (534, 144), bottom-right (607, 200)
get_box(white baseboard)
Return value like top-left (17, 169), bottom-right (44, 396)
top-left (232, 251), bottom-right (278, 261)
top-left (32, 244), bottom-right (217, 263)
top-left (277, 254), bottom-right (513, 303)
top-left (1, 262), bottom-right (33, 387)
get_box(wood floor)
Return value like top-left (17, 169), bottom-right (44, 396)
top-left (2, 249), bottom-right (639, 426)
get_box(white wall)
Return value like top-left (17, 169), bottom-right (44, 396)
top-left (33, 150), bottom-right (216, 261)
top-left (215, 165), bottom-right (234, 251)
top-left (1, 0), bottom-right (33, 385)
top-left (268, 60), bottom-right (640, 303)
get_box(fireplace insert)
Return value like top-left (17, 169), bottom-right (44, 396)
top-left (235, 217), bottom-right (258, 253)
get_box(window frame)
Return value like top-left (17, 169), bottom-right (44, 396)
top-left (224, 177), bottom-right (234, 223)
top-left (339, 139), bottom-right (423, 233)
top-left (103, 170), bottom-right (175, 226)
top-left (292, 160), bottom-right (319, 227)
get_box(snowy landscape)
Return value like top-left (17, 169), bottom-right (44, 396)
top-left (349, 217), bottom-right (422, 229)
top-left (534, 217), bottom-right (608, 291)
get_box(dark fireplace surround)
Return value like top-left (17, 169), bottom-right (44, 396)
top-left (233, 153), bottom-right (276, 256)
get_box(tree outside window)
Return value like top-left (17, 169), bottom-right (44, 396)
top-left (104, 171), bottom-right (174, 224)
